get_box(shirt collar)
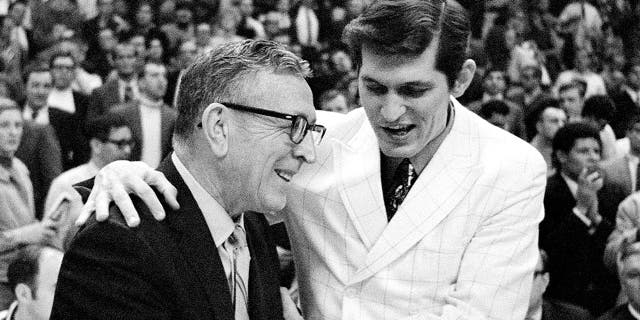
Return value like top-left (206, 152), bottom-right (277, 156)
top-left (0, 159), bottom-right (19, 183)
top-left (629, 304), bottom-right (640, 320)
top-left (171, 153), bottom-right (242, 248)
top-left (560, 172), bottom-right (578, 198)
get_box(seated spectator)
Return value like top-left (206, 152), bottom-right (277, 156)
top-left (598, 239), bottom-right (640, 320)
top-left (529, 98), bottom-right (567, 176)
top-left (582, 95), bottom-right (618, 161)
top-left (209, 7), bottom-right (245, 52)
top-left (0, 101), bottom-right (56, 309)
top-left (318, 89), bottom-right (348, 114)
top-left (166, 40), bottom-right (198, 107)
top-left (559, 79), bottom-right (588, 122)
top-left (602, 113), bottom-right (640, 200)
top-left (108, 60), bottom-right (175, 168)
top-left (555, 46), bottom-right (607, 99)
top-left (235, 0), bottom-right (266, 40)
top-left (541, 122), bottom-right (623, 316)
top-left (46, 50), bottom-right (90, 120)
top-left (43, 113), bottom-right (133, 251)
top-left (479, 100), bottom-right (511, 131)
top-left (611, 62), bottom-right (640, 139)
top-left (56, 38), bottom-right (103, 96)
top-left (194, 23), bottom-right (215, 55)
top-left (525, 249), bottom-right (593, 320)
top-left (467, 67), bottom-right (526, 138)
top-left (514, 64), bottom-right (554, 140)
top-left (0, 245), bottom-right (64, 320)
top-left (160, 2), bottom-right (195, 52)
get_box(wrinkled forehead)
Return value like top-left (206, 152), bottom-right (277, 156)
top-left (247, 72), bottom-right (315, 121)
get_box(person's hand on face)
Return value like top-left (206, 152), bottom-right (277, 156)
top-left (75, 161), bottom-right (179, 227)
top-left (575, 167), bottom-right (603, 221)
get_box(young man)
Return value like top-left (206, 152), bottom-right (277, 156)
top-left (82, 1), bottom-right (547, 318)
top-left (0, 246), bottom-right (64, 320)
top-left (598, 240), bottom-right (640, 320)
top-left (529, 98), bottom-right (567, 176)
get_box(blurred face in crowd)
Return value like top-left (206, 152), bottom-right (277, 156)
top-left (620, 250), bottom-right (640, 311)
top-left (486, 112), bottom-right (509, 130)
top-left (557, 137), bottom-right (601, 180)
top-left (331, 50), bottom-right (353, 74)
top-left (628, 65), bottom-right (640, 90)
top-left (114, 44), bottom-right (137, 78)
top-left (98, 0), bottom-right (114, 17)
top-left (26, 71), bottom-right (53, 109)
top-left (321, 93), bottom-right (349, 114)
top-left (9, 2), bottom-right (26, 25)
top-left (98, 126), bottom-right (133, 163)
top-left (276, 0), bottom-right (290, 12)
top-left (51, 55), bottom-right (76, 90)
top-left (178, 41), bottom-right (197, 69)
top-left (483, 70), bottom-right (506, 96)
top-left (575, 49), bottom-right (592, 72)
top-left (520, 66), bottom-right (541, 93)
top-left (0, 108), bottom-right (22, 158)
top-left (98, 28), bottom-right (117, 51)
top-left (627, 121), bottom-right (640, 156)
top-left (130, 35), bottom-right (147, 58)
top-left (147, 38), bottom-right (164, 62)
top-left (537, 107), bottom-right (567, 140)
top-left (18, 248), bottom-right (63, 320)
top-left (136, 4), bottom-right (154, 26)
top-left (559, 87), bottom-right (584, 122)
top-left (527, 253), bottom-right (549, 318)
top-left (139, 63), bottom-right (167, 100)
top-left (359, 40), bottom-right (472, 170)
top-left (239, 0), bottom-right (254, 17)
top-left (195, 23), bottom-right (212, 46)
top-left (176, 8), bottom-right (193, 26)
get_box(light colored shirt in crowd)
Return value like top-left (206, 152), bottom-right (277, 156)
top-left (0, 159), bottom-right (35, 282)
top-left (72, 68), bottom-right (103, 96)
top-left (628, 154), bottom-right (640, 192)
top-left (48, 88), bottom-right (76, 114)
top-left (554, 70), bottom-right (607, 99)
top-left (171, 153), bottom-right (250, 319)
top-left (601, 124), bottom-right (618, 161)
top-left (139, 96), bottom-right (162, 168)
top-left (22, 105), bottom-right (49, 125)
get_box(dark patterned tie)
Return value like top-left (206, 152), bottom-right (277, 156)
top-left (385, 158), bottom-right (418, 221)
top-left (636, 162), bottom-right (640, 192)
top-left (124, 84), bottom-right (134, 102)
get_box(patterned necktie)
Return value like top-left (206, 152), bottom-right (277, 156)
top-left (124, 84), bottom-right (134, 102)
top-left (636, 161), bottom-right (640, 192)
top-left (226, 224), bottom-right (251, 320)
top-left (384, 158), bottom-right (418, 221)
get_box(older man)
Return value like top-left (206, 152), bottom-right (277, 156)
top-left (81, 1), bottom-right (547, 319)
top-left (50, 40), bottom-right (320, 319)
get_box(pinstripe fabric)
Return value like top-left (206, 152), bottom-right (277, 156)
top-left (282, 98), bottom-right (547, 320)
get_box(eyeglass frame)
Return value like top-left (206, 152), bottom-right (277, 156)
top-left (103, 138), bottom-right (136, 149)
top-left (197, 102), bottom-right (327, 145)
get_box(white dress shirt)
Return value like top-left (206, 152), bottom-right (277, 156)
top-left (629, 154), bottom-right (640, 192)
top-left (138, 96), bottom-right (162, 168)
top-left (171, 153), bottom-right (250, 319)
top-left (22, 105), bottom-right (49, 125)
top-left (47, 88), bottom-right (76, 114)
top-left (118, 78), bottom-right (139, 102)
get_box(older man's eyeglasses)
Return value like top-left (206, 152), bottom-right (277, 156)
top-left (198, 102), bottom-right (327, 145)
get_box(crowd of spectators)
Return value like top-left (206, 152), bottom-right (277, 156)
top-left (1, 0), bottom-right (640, 319)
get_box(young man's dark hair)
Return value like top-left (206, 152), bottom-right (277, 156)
top-left (342, 0), bottom-right (470, 87)
top-left (558, 79), bottom-right (587, 99)
top-left (7, 245), bottom-right (46, 294)
top-left (478, 100), bottom-right (510, 120)
top-left (84, 112), bottom-right (130, 141)
top-left (551, 122), bottom-right (601, 170)
top-left (581, 95), bottom-right (616, 127)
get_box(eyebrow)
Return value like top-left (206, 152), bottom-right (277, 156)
top-left (360, 76), bottom-right (435, 88)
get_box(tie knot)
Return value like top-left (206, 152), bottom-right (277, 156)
top-left (228, 224), bottom-right (247, 248)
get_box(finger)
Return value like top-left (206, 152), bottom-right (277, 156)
top-left (76, 198), bottom-right (95, 226)
top-left (94, 191), bottom-right (112, 222)
top-left (146, 171), bottom-right (179, 210)
top-left (128, 177), bottom-right (166, 221)
top-left (111, 184), bottom-right (141, 227)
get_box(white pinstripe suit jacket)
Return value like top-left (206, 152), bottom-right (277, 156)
top-left (282, 98), bottom-right (547, 320)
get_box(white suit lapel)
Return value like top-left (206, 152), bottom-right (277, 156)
top-left (333, 115), bottom-right (388, 249)
top-left (349, 100), bottom-right (484, 284)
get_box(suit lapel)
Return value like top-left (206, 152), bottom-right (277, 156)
top-left (159, 158), bottom-right (234, 320)
top-left (349, 101), bottom-right (483, 284)
top-left (333, 118), bottom-right (388, 249)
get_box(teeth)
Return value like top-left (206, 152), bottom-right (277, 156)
top-left (275, 170), bottom-right (293, 182)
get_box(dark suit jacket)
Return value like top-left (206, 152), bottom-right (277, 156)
top-left (88, 79), bottom-right (120, 120)
top-left (543, 299), bottom-right (594, 320)
top-left (15, 121), bottom-right (62, 219)
top-left (597, 304), bottom-right (635, 320)
top-left (49, 107), bottom-right (90, 170)
top-left (109, 101), bottom-right (176, 162)
top-left (611, 90), bottom-right (639, 139)
top-left (50, 157), bottom-right (284, 319)
top-left (541, 173), bottom-right (621, 316)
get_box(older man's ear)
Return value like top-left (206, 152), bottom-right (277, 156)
top-left (202, 103), bottom-right (230, 157)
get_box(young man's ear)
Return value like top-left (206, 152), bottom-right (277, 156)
top-left (15, 283), bottom-right (32, 302)
top-left (450, 59), bottom-right (477, 98)
top-left (201, 103), bottom-right (230, 157)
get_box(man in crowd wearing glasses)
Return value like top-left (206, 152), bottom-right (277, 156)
top-left (50, 40), bottom-right (321, 319)
top-left (43, 113), bottom-right (133, 251)
top-left (74, 1), bottom-right (546, 319)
